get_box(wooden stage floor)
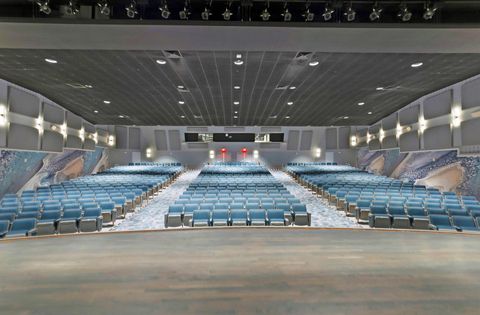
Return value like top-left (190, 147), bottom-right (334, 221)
top-left (0, 228), bottom-right (479, 315)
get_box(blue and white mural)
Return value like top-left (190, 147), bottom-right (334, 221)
top-left (0, 147), bottom-right (109, 199)
top-left (358, 148), bottom-right (480, 199)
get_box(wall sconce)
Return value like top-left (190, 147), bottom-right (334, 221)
top-left (146, 148), bottom-right (152, 158)
top-left (36, 117), bottom-right (44, 133)
top-left (350, 136), bottom-right (357, 147)
top-left (79, 127), bottom-right (85, 141)
top-left (366, 132), bottom-right (371, 144)
top-left (419, 117), bottom-right (427, 134)
top-left (315, 148), bottom-right (321, 158)
top-left (108, 135), bottom-right (115, 146)
top-left (0, 105), bottom-right (8, 127)
top-left (379, 128), bottom-right (385, 142)
top-left (60, 123), bottom-right (67, 138)
top-left (452, 107), bottom-right (462, 128)
top-left (253, 150), bottom-right (259, 159)
top-left (209, 150), bottom-right (215, 159)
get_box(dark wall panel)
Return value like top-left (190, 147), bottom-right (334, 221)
top-left (155, 130), bottom-right (168, 151)
top-left (299, 130), bottom-right (313, 150)
top-left (399, 104), bottom-right (420, 126)
top-left (43, 103), bottom-right (64, 124)
top-left (128, 127), bottom-right (141, 150)
top-left (424, 125), bottom-right (452, 150)
top-left (382, 135), bottom-right (398, 149)
top-left (461, 77), bottom-right (480, 109)
top-left (66, 112), bottom-right (82, 130)
top-left (286, 130), bottom-right (300, 151)
top-left (41, 130), bottom-right (63, 152)
top-left (168, 130), bottom-right (181, 151)
top-left (382, 113), bottom-right (397, 131)
top-left (8, 123), bottom-right (38, 150)
top-left (399, 131), bottom-right (420, 152)
top-left (66, 135), bottom-right (83, 149)
top-left (325, 128), bottom-right (337, 150)
top-left (338, 127), bottom-right (350, 149)
top-left (115, 126), bottom-right (128, 150)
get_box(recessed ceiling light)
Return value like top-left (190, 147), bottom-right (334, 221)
top-left (269, 115), bottom-right (278, 119)
top-left (287, 101), bottom-right (293, 105)
top-left (233, 101), bottom-right (239, 105)
top-left (411, 62), bottom-right (423, 68)
top-left (177, 85), bottom-right (184, 89)
top-left (45, 58), bottom-right (57, 64)
top-left (309, 61), bottom-right (319, 66)
top-left (344, 116), bottom-right (349, 119)
top-left (180, 115), bottom-right (185, 118)
top-left (156, 59), bottom-right (167, 65)
top-left (236, 54), bottom-right (242, 59)
top-left (234, 111), bottom-right (238, 114)
top-left (289, 86), bottom-right (296, 90)
top-left (233, 86), bottom-right (241, 90)
top-left (178, 101), bottom-right (185, 104)
top-left (234, 115), bottom-right (238, 119)
top-left (103, 100), bottom-right (111, 104)
top-left (85, 84), bottom-right (93, 88)
top-left (376, 87), bottom-right (384, 91)
top-left (94, 110), bottom-right (98, 113)
top-left (234, 60), bottom-right (244, 66)
top-left (118, 115), bottom-right (125, 118)
top-left (285, 116), bottom-right (290, 119)
top-left (368, 112), bottom-right (373, 115)
top-left (358, 102), bottom-right (365, 106)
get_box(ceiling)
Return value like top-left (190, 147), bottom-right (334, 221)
top-left (2, 49), bottom-right (480, 126)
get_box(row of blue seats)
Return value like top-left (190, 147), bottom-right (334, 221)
top-left (286, 162), bottom-right (338, 166)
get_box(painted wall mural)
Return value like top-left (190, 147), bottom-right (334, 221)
top-left (357, 147), bottom-right (480, 199)
top-left (0, 147), bottom-right (109, 199)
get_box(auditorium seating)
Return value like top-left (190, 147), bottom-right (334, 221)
top-left (286, 163), bottom-right (480, 233)
top-left (165, 162), bottom-right (309, 228)
top-left (0, 163), bottom-right (182, 238)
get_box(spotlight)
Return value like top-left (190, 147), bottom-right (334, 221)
top-left (344, 6), bottom-right (356, 22)
top-left (398, 4), bottom-right (412, 22)
top-left (65, 1), bottom-right (78, 15)
top-left (159, 3), bottom-right (170, 19)
top-left (423, 3), bottom-right (437, 20)
top-left (36, 0), bottom-right (51, 15)
top-left (222, 8), bottom-right (232, 20)
top-left (322, 4), bottom-right (334, 21)
top-left (179, 6), bottom-right (191, 20)
top-left (303, 9), bottom-right (315, 22)
top-left (369, 3), bottom-right (382, 21)
top-left (97, 0), bottom-right (110, 16)
top-left (201, 8), bottom-right (212, 20)
top-left (125, 0), bottom-right (138, 19)
top-left (282, 8), bottom-right (292, 22)
top-left (260, 8), bottom-right (270, 21)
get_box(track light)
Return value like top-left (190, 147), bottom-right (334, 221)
top-left (159, 3), bottom-right (170, 19)
top-left (65, 1), bottom-right (78, 15)
top-left (303, 9), bottom-right (315, 22)
top-left (125, 0), bottom-right (137, 19)
top-left (260, 8), bottom-right (270, 21)
top-left (369, 3), bottom-right (382, 21)
top-left (398, 3), bottom-right (412, 22)
top-left (179, 6), bottom-right (191, 20)
top-left (344, 6), bottom-right (356, 22)
top-left (282, 8), bottom-right (292, 22)
top-left (322, 4), bottom-right (334, 21)
top-left (97, 0), bottom-right (110, 16)
top-left (36, 0), bottom-right (51, 15)
top-left (201, 8), bottom-right (212, 20)
top-left (423, 2), bottom-right (437, 20)
top-left (222, 8), bottom-right (233, 20)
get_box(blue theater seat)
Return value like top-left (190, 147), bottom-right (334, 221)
top-left (191, 210), bottom-right (211, 227)
top-left (6, 218), bottom-right (37, 238)
top-left (211, 210), bottom-right (229, 226)
top-left (368, 205), bottom-right (390, 228)
top-left (79, 209), bottom-right (103, 232)
top-left (0, 220), bottom-right (9, 238)
top-left (230, 210), bottom-right (248, 226)
top-left (58, 210), bottom-right (82, 234)
top-left (451, 216), bottom-right (478, 232)
top-left (267, 209), bottom-right (287, 226)
top-left (37, 210), bottom-right (62, 235)
top-left (165, 205), bottom-right (184, 228)
top-left (249, 209), bottom-right (266, 226)
top-left (429, 215), bottom-right (459, 231)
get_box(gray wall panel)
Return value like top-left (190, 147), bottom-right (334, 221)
top-left (66, 112), bottom-right (83, 130)
top-left (368, 139), bottom-right (381, 151)
top-left (154, 130), bottom-right (168, 151)
top-left (399, 104), bottom-right (420, 126)
top-left (399, 130), bottom-right (420, 152)
top-left (286, 130), bottom-right (300, 150)
top-left (128, 127), bottom-right (141, 150)
top-left (115, 126), bottom-right (128, 150)
top-left (299, 130), bottom-right (313, 150)
top-left (84, 138), bottom-right (96, 151)
top-left (461, 118), bottom-right (480, 145)
top-left (43, 103), bottom-right (64, 124)
top-left (65, 135), bottom-right (83, 149)
top-left (83, 122), bottom-right (95, 134)
top-left (382, 113), bottom-right (398, 131)
top-left (423, 90), bottom-right (452, 119)
top-left (8, 123), bottom-right (38, 150)
top-left (41, 130), bottom-right (64, 152)
top-left (325, 128), bottom-right (337, 150)
top-left (8, 87), bottom-right (39, 118)
top-left (338, 127), bottom-right (350, 149)
top-left (382, 135), bottom-right (398, 149)
top-left (168, 130), bottom-right (181, 151)
top-left (424, 125), bottom-right (452, 150)
top-left (461, 77), bottom-right (480, 109)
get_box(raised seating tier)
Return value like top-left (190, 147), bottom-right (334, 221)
top-left (285, 162), bottom-right (480, 232)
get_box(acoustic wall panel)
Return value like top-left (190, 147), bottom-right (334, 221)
top-left (461, 77), bottom-right (480, 109)
top-left (368, 139), bottom-right (381, 151)
top-left (41, 130), bottom-right (64, 152)
top-left (66, 112), bottom-right (83, 130)
top-left (155, 130), bottom-right (168, 151)
top-left (299, 130), bottom-right (313, 150)
top-left (96, 128), bottom-right (108, 147)
top-left (382, 135), bottom-right (398, 149)
top-left (259, 142), bottom-right (281, 149)
top-left (0, 127), bottom-right (6, 148)
top-left (424, 125), bottom-right (452, 150)
top-left (286, 130), bottom-right (300, 150)
top-left (261, 126), bottom-right (282, 133)
top-left (423, 90), bottom-right (452, 119)
top-left (186, 143), bottom-right (208, 149)
top-left (382, 113), bottom-right (398, 131)
top-left (128, 127), bottom-right (141, 150)
top-left (168, 130), bottom-right (181, 151)
top-left (43, 103), bottom-right (64, 124)
top-left (115, 126), bottom-right (128, 150)
top-left (8, 123), bottom-right (38, 150)
top-left (8, 87), bottom-right (40, 118)
top-left (461, 118), bottom-right (480, 145)
top-left (325, 128), bottom-right (337, 150)
top-left (186, 126), bottom-right (208, 132)
top-left (399, 104), bottom-right (420, 126)
top-left (369, 124), bottom-right (381, 134)
top-left (84, 139), bottom-right (96, 151)
top-left (338, 127), bottom-right (350, 149)
top-left (66, 135), bottom-right (83, 149)
top-left (83, 122), bottom-right (95, 134)
top-left (356, 128), bottom-right (368, 147)
top-left (399, 131), bottom-right (420, 152)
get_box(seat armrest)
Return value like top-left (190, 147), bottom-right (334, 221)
top-left (285, 218), bottom-right (290, 225)
top-left (428, 224), bottom-right (438, 230)
top-left (188, 218), bottom-right (193, 227)
top-left (454, 226), bottom-right (462, 232)
top-left (27, 228), bottom-right (37, 236)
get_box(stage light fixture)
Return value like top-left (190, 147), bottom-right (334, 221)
top-left (398, 3), bottom-right (412, 22)
top-left (222, 8), bottom-right (232, 20)
top-left (344, 6), bottom-right (356, 22)
top-left (179, 3), bottom-right (191, 20)
top-left (302, 9), bottom-right (315, 22)
top-left (322, 4), bottom-right (334, 21)
top-left (201, 8), bottom-right (212, 20)
top-left (125, 0), bottom-right (138, 19)
top-left (260, 8), bottom-right (271, 21)
top-left (36, 0), bottom-right (51, 15)
top-left (97, 1), bottom-right (110, 16)
top-left (282, 8), bottom-right (292, 22)
top-left (423, 3), bottom-right (437, 20)
top-left (369, 3), bottom-right (382, 21)
top-left (159, 3), bottom-right (171, 19)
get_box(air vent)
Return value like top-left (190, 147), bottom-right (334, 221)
top-left (164, 50), bottom-right (182, 59)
